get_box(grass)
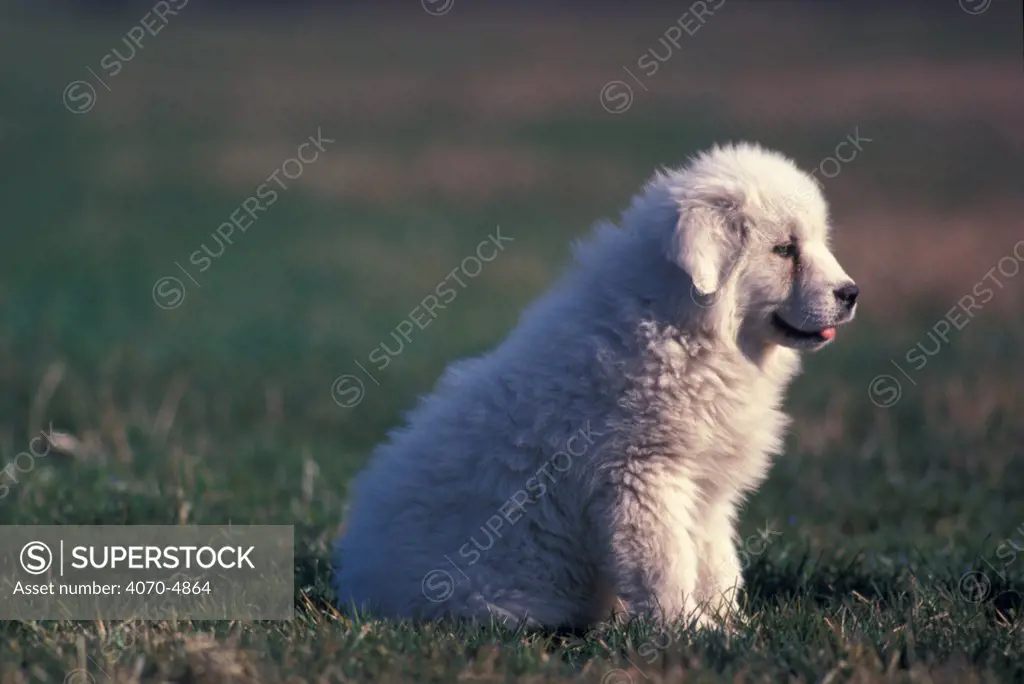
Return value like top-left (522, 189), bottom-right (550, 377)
top-left (1, 3), bottom-right (1023, 682)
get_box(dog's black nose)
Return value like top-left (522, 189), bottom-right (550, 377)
top-left (834, 283), bottom-right (860, 308)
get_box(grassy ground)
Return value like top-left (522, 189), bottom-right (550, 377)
top-left (1, 2), bottom-right (1023, 682)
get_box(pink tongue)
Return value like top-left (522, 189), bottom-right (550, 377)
top-left (820, 327), bottom-right (837, 340)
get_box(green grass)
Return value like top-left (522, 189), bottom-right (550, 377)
top-left (1, 4), bottom-right (1023, 682)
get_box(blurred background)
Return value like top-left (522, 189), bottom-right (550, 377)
top-left (0, 0), bottom-right (1022, 680)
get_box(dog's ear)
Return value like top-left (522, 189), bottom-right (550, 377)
top-left (670, 197), bottom-right (744, 296)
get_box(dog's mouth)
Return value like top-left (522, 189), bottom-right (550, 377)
top-left (771, 314), bottom-right (837, 344)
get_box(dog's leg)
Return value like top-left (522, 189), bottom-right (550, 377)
top-left (598, 491), bottom-right (700, 625)
top-left (694, 503), bottom-right (743, 628)
top-left (456, 587), bottom-right (577, 630)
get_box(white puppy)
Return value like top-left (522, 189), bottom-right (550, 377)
top-left (334, 142), bottom-right (858, 629)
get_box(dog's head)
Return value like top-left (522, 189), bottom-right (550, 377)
top-left (663, 143), bottom-right (858, 351)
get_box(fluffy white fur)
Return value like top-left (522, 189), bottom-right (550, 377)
top-left (334, 142), bottom-right (858, 629)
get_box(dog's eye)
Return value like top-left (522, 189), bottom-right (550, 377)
top-left (772, 242), bottom-right (798, 259)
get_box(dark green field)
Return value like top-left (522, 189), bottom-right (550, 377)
top-left (1, 3), bottom-right (1023, 682)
